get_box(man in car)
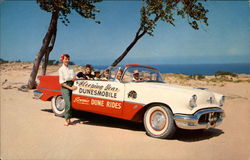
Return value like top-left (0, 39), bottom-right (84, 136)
top-left (133, 70), bottom-right (141, 81)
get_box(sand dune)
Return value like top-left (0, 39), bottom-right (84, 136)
top-left (1, 63), bottom-right (249, 159)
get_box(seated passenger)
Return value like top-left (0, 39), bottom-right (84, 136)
top-left (132, 70), bottom-right (141, 81)
top-left (94, 70), bottom-right (101, 80)
top-left (101, 69), bottom-right (110, 81)
top-left (116, 69), bottom-right (123, 81)
top-left (76, 64), bottom-right (95, 80)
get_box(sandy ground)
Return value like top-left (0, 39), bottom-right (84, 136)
top-left (0, 62), bottom-right (250, 160)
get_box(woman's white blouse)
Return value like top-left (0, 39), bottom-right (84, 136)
top-left (59, 64), bottom-right (75, 84)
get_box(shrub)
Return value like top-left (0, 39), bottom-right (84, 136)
top-left (42, 59), bottom-right (59, 65)
top-left (0, 58), bottom-right (8, 64)
top-left (215, 71), bottom-right (238, 78)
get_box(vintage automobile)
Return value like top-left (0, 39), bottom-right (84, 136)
top-left (34, 64), bottom-right (225, 139)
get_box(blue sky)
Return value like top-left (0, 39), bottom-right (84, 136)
top-left (0, 1), bottom-right (249, 65)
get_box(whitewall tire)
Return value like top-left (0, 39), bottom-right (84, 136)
top-left (144, 105), bottom-right (176, 139)
top-left (51, 95), bottom-right (65, 117)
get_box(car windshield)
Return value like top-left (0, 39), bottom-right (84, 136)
top-left (121, 67), bottom-right (164, 83)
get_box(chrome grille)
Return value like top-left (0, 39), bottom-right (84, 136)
top-left (198, 112), bottom-right (222, 125)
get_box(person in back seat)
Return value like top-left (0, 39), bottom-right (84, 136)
top-left (101, 69), bottom-right (110, 81)
top-left (94, 70), bottom-right (101, 80)
top-left (77, 64), bottom-right (95, 80)
top-left (116, 69), bottom-right (123, 81)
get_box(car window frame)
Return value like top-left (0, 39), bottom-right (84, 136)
top-left (120, 66), bottom-right (164, 83)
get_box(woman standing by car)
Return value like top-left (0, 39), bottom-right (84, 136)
top-left (58, 53), bottom-right (77, 126)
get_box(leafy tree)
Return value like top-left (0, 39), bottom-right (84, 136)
top-left (28, 0), bottom-right (101, 89)
top-left (110, 0), bottom-right (209, 67)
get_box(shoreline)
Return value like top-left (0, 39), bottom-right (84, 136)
top-left (1, 61), bottom-right (250, 76)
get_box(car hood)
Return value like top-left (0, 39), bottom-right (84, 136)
top-left (129, 82), bottom-right (222, 107)
top-left (133, 82), bottom-right (210, 95)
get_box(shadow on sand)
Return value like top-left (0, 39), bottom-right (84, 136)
top-left (173, 128), bottom-right (224, 142)
top-left (72, 110), bottom-right (145, 132)
top-left (41, 109), bottom-right (145, 131)
top-left (41, 109), bottom-right (53, 113)
top-left (41, 109), bottom-right (224, 141)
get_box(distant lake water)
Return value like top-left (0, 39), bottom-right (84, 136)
top-left (91, 63), bottom-right (250, 75)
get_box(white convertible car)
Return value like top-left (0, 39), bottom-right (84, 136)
top-left (35, 64), bottom-right (225, 139)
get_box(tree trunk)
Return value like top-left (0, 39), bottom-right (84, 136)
top-left (111, 28), bottom-right (146, 67)
top-left (42, 29), bottom-right (57, 75)
top-left (41, 49), bottom-right (49, 76)
top-left (27, 10), bottom-right (59, 89)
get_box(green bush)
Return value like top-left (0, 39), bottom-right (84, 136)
top-left (215, 71), bottom-right (238, 77)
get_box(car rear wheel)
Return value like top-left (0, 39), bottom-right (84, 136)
top-left (144, 105), bottom-right (176, 139)
top-left (51, 95), bottom-right (65, 117)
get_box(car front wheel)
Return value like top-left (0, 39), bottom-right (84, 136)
top-left (144, 105), bottom-right (176, 139)
top-left (51, 95), bottom-right (65, 117)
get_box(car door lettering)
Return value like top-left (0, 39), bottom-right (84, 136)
top-left (77, 80), bottom-right (119, 99)
top-left (78, 88), bottom-right (117, 98)
top-left (91, 99), bottom-right (105, 107)
top-left (104, 84), bottom-right (120, 92)
top-left (73, 97), bottom-right (90, 105)
top-left (106, 101), bottom-right (122, 109)
top-left (74, 96), bottom-right (122, 110)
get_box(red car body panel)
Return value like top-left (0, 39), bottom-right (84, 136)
top-left (37, 76), bottom-right (61, 101)
top-left (36, 75), bottom-right (145, 122)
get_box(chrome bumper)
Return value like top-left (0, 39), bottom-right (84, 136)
top-left (174, 108), bottom-right (225, 130)
top-left (33, 90), bottom-right (43, 99)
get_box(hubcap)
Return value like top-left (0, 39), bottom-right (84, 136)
top-left (56, 96), bottom-right (65, 111)
top-left (150, 110), bottom-right (167, 131)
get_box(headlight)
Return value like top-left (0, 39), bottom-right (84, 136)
top-left (219, 96), bottom-right (225, 106)
top-left (189, 94), bottom-right (197, 108)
